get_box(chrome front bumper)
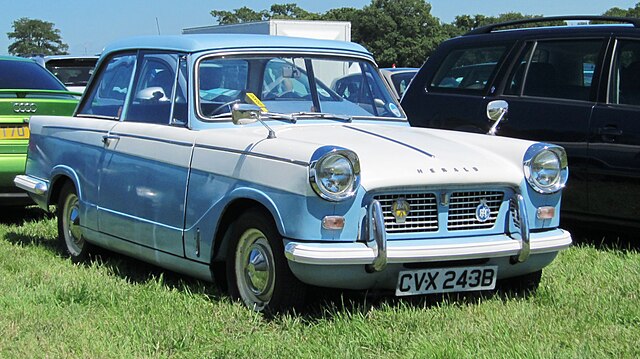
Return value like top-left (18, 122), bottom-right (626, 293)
top-left (284, 198), bottom-right (571, 268)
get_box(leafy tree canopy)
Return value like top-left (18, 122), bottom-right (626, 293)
top-left (7, 17), bottom-right (68, 56)
top-left (209, 2), bottom-right (640, 67)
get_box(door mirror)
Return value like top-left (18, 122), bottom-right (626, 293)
top-left (231, 103), bottom-right (261, 125)
top-left (487, 100), bottom-right (508, 122)
top-left (486, 100), bottom-right (508, 136)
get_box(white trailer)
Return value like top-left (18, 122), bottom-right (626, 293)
top-left (182, 19), bottom-right (351, 42)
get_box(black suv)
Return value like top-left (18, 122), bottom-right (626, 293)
top-left (402, 16), bottom-right (640, 230)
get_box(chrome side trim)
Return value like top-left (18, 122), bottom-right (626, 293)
top-left (367, 200), bottom-right (387, 271)
top-left (515, 194), bottom-right (531, 263)
top-left (14, 175), bottom-right (48, 195)
top-left (283, 229), bottom-right (571, 266)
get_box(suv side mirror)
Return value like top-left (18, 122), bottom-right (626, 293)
top-left (486, 100), bottom-right (508, 135)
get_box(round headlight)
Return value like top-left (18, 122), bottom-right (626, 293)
top-left (309, 147), bottom-right (360, 201)
top-left (524, 145), bottom-right (568, 194)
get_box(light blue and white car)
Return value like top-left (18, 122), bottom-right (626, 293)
top-left (15, 35), bottom-right (571, 312)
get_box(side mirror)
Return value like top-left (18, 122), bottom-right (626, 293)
top-left (136, 87), bottom-right (166, 101)
top-left (486, 100), bottom-right (508, 136)
top-left (231, 103), bottom-right (261, 125)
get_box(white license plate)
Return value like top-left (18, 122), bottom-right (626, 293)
top-left (395, 266), bottom-right (498, 296)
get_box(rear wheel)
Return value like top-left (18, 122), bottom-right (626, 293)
top-left (226, 209), bottom-right (307, 313)
top-left (57, 182), bottom-right (91, 263)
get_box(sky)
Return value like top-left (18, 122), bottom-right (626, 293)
top-left (1, 0), bottom-right (638, 56)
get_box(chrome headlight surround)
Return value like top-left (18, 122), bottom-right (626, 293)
top-left (309, 146), bottom-right (360, 202)
top-left (523, 143), bottom-right (568, 194)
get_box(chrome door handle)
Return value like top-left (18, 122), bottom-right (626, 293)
top-left (102, 134), bottom-right (120, 144)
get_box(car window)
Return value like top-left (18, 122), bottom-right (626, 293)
top-left (0, 59), bottom-right (69, 96)
top-left (429, 46), bottom-right (507, 91)
top-left (507, 40), bottom-right (603, 101)
top-left (610, 39), bottom-right (640, 106)
top-left (390, 71), bottom-right (416, 98)
top-left (78, 53), bottom-right (136, 119)
top-left (125, 52), bottom-right (181, 125)
top-left (45, 58), bottom-right (97, 87)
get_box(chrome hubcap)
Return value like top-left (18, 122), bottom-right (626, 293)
top-left (235, 229), bottom-right (275, 310)
top-left (64, 193), bottom-right (84, 256)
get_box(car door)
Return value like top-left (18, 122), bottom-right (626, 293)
top-left (97, 51), bottom-right (194, 256)
top-left (74, 52), bottom-right (138, 230)
top-left (496, 39), bottom-right (607, 216)
top-left (588, 38), bottom-right (640, 223)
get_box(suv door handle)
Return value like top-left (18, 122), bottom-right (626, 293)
top-left (597, 126), bottom-right (622, 143)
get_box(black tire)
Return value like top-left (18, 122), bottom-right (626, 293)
top-left (497, 269), bottom-right (542, 295)
top-left (57, 182), bottom-right (91, 263)
top-left (226, 209), bottom-right (307, 313)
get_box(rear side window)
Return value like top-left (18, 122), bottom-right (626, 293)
top-left (506, 40), bottom-right (603, 101)
top-left (610, 39), bottom-right (640, 106)
top-left (78, 53), bottom-right (136, 119)
top-left (429, 46), bottom-right (507, 91)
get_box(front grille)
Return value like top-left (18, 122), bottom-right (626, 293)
top-left (374, 193), bottom-right (438, 233)
top-left (447, 191), bottom-right (504, 231)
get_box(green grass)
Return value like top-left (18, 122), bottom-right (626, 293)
top-left (0, 207), bottom-right (638, 358)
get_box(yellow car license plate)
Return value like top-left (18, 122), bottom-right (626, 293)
top-left (0, 125), bottom-right (30, 140)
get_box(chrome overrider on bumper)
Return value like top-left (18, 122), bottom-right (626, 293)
top-left (284, 198), bottom-right (572, 270)
top-left (14, 175), bottom-right (48, 195)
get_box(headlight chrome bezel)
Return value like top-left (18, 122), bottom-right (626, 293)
top-left (309, 146), bottom-right (360, 202)
top-left (523, 143), bottom-right (568, 194)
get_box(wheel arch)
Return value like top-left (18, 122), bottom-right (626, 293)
top-left (47, 166), bottom-right (82, 207)
top-left (210, 196), bottom-right (281, 264)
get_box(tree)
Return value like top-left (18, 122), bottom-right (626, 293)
top-left (7, 17), bottom-right (68, 56)
top-left (211, 7), bottom-right (269, 24)
top-left (603, 3), bottom-right (640, 18)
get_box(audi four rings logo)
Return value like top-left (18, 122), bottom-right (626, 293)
top-left (13, 102), bottom-right (37, 113)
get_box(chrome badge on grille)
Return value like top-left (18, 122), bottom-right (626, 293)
top-left (475, 199), bottom-right (491, 222)
top-left (392, 198), bottom-right (411, 224)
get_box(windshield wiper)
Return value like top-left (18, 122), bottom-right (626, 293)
top-left (289, 112), bottom-right (352, 122)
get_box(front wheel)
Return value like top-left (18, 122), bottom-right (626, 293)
top-left (57, 182), bottom-right (91, 263)
top-left (226, 209), bottom-right (307, 313)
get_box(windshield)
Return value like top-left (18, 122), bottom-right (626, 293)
top-left (197, 55), bottom-right (404, 120)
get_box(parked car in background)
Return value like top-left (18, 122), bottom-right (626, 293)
top-left (16, 35), bottom-right (571, 312)
top-left (402, 16), bottom-right (640, 231)
top-left (32, 55), bottom-right (98, 93)
top-left (380, 67), bottom-right (418, 100)
top-left (0, 56), bottom-right (78, 205)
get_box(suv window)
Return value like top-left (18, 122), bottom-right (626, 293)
top-left (429, 46), bottom-right (507, 91)
top-left (78, 53), bottom-right (136, 119)
top-left (507, 40), bottom-right (603, 101)
top-left (610, 39), bottom-right (640, 106)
